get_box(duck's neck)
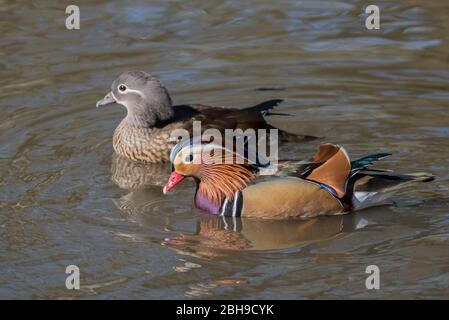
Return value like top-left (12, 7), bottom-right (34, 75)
top-left (195, 188), bottom-right (222, 215)
top-left (194, 165), bottom-right (256, 215)
top-left (123, 101), bottom-right (174, 129)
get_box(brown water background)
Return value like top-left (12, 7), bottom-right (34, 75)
top-left (0, 0), bottom-right (448, 299)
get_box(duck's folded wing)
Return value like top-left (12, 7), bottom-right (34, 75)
top-left (175, 101), bottom-right (317, 143)
top-left (181, 99), bottom-right (285, 115)
top-left (241, 177), bottom-right (344, 219)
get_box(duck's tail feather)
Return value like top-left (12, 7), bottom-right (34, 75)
top-left (350, 153), bottom-right (391, 177)
top-left (351, 171), bottom-right (435, 210)
top-left (244, 99), bottom-right (285, 114)
top-left (246, 99), bottom-right (319, 142)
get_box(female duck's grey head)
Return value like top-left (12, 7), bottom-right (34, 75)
top-left (96, 71), bottom-right (174, 127)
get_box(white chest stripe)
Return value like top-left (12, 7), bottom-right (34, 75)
top-left (232, 191), bottom-right (239, 217)
top-left (220, 198), bottom-right (229, 216)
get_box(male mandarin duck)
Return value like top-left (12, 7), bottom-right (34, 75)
top-left (96, 71), bottom-right (316, 163)
top-left (163, 139), bottom-right (434, 219)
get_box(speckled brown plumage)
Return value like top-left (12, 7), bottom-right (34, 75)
top-left (113, 120), bottom-right (181, 163)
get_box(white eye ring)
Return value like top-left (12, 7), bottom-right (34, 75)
top-left (118, 84), bottom-right (128, 93)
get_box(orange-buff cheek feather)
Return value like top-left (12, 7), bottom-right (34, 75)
top-left (163, 172), bottom-right (185, 194)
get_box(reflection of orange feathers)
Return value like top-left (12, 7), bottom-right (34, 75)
top-left (307, 144), bottom-right (351, 198)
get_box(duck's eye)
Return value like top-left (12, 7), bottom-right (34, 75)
top-left (184, 153), bottom-right (194, 163)
top-left (118, 84), bottom-right (127, 92)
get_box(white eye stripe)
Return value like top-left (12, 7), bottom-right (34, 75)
top-left (126, 88), bottom-right (144, 96)
top-left (174, 144), bottom-right (224, 165)
top-left (109, 90), bottom-right (128, 108)
top-left (117, 83), bottom-right (144, 96)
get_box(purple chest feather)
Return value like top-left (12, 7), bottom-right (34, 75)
top-left (195, 191), bottom-right (220, 215)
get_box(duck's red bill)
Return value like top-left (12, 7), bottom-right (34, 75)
top-left (163, 172), bottom-right (184, 194)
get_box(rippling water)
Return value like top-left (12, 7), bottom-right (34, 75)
top-left (0, 0), bottom-right (448, 299)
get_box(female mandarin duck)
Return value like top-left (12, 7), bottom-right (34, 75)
top-left (163, 139), bottom-right (434, 219)
top-left (96, 71), bottom-right (315, 163)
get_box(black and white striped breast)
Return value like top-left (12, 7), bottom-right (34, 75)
top-left (219, 191), bottom-right (243, 217)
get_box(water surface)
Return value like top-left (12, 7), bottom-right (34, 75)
top-left (0, 0), bottom-right (448, 299)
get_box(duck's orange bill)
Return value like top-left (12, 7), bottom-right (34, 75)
top-left (163, 172), bottom-right (185, 194)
